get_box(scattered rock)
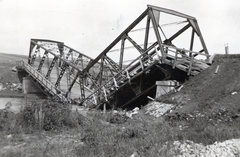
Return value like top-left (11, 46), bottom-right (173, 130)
top-left (126, 107), bottom-right (139, 119)
top-left (130, 151), bottom-right (140, 157)
top-left (7, 134), bottom-right (13, 140)
top-left (5, 102), bottom-right (12, 110)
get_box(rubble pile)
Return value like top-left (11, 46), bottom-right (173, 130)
top-left (170, 139), bottom-right (240, 157)
top-left (144, 101), bottom-right (175, 117)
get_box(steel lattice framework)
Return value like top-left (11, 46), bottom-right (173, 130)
top-left (17, 5), bottom-right (210, 108)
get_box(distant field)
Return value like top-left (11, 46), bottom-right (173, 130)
top-left (0, 53), bottom-right (28, 63)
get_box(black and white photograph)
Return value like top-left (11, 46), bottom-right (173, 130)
top-left (0, 0), bottom-right (240, 156)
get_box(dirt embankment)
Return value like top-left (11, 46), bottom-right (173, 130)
top-left (159, 54), bottom-right (240, 114)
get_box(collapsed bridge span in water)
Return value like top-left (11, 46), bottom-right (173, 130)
top-left (17, 5), bottom-right (210, 109)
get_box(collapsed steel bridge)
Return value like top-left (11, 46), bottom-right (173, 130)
top-left (17, 5), bottom-right (210, 109)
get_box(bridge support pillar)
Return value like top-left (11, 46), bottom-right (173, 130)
top-left (155, 80), bottom-right (179, 98)
top-left (22, 76), bottom-right (43, 94)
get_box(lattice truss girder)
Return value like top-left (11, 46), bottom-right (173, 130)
top-left (28, 39), bottom-right (96, 102)
top-left (27, 5), bottom-right (210, 106)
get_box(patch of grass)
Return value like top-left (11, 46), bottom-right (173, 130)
top-left (0, 109), bottom-right (17, 133)
top-left (2, 101), bottom-right (240, 156)
top-left (0, 100), bottom-right (83, 134)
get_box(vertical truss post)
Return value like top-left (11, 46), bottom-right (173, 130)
top-left (37, 50), bottom-right (48, 72)
top-left (190, 28), bottom-right (195, 54)
top-left (30, 45), bottom-right (40, 65)
top-left (45, 56), bottom-right (58, 79)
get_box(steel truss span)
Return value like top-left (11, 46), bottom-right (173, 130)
top-left (17, 5), bottom-right (210, 109)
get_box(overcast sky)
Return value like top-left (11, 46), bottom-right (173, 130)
top-left (0, 0), bottom-right (240, 57)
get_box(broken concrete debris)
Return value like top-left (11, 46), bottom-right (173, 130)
top-left (169, 139), bottom-right (240, 157)
top-left (144, 101), bottom-right (175, 117)
top-left (130, 151), bottom-right (140, 157)
top-left (176, 85), bottom-right (183, 92)
top-left (11, 66), bottom-right (17, 72)
top-left (126, 107), bottom-right (139, 119)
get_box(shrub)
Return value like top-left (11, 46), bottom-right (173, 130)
top-left (0, 109), bottom-right (16, 132)
top-left (108, 113), bottom-right (128, 124)
top-left (16, 100), bottom-right (82, 132)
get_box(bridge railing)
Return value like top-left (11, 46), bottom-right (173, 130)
top-left (16, 60), bottom-right (67, 101)
top-left (161, 44), bottom-right (210, 75)
top-left (81, 46), bottom-right (162, 107)
top-left (81, 43), bottom-right (210, 107)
